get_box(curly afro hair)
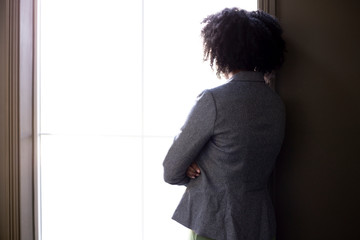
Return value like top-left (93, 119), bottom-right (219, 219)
top-left (201, 8), bottom-right (286, 78)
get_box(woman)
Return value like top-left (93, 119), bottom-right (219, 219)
top-left (163, 8), bottom-right (286, 240)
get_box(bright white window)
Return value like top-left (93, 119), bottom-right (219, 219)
top-left (38, 1), bottom-right (257, 239)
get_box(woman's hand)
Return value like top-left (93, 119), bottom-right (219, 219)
top-left (186, 162), bottom-right (201, 179)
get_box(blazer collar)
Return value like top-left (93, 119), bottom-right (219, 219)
top-left (229, 71), bottom-right (265, 82)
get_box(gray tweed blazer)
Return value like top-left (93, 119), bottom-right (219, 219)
top-left (163, 71), bottom-right (285, 240)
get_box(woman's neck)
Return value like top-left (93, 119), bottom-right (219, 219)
top-left (227, 69), bottom-right (242, 79)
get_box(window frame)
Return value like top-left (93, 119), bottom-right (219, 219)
top-left (0, 0), bottom-right (276, 239)
top-left (0, 0), bottom-right (37, 239)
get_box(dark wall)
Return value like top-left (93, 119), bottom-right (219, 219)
top-left (275, 0), bottom-right (360, 239)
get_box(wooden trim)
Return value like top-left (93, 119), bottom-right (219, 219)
top-left (0, 0), bottom-right (10, 238)
top-left (9, 0), bottom-right (21, 239)
top-left (19, 0), bottom-right (35, 239)
top-left (258, 0), bottom-right (276, 16)
top-left (0, 0), bottom-right (36, 239)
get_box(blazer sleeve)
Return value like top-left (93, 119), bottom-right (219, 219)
top-left (163, 90), bottom-right (216, 185)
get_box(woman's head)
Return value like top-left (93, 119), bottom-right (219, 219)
top-left (201, 8), bottom-right (286, 78)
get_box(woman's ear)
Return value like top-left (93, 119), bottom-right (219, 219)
top-left (264, 71), bottom-right (276, 89)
